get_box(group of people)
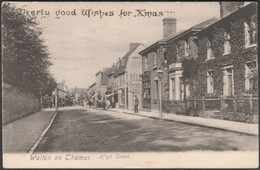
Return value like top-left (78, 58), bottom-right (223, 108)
top-left (86, 95), bottom-right (139, 113)
top-left (87, 98), bottom-right (111, 110)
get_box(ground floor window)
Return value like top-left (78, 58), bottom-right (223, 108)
top-left (143, 81), bottom-right (151, 108)
top-left (170, 78), bottom-right (175, 100)
top-left (207, 70), bottom-right (214, 94)
top-left (223, 66), bottom-right (234, 96)
top-left (245, 61), bottom-right (257, 94)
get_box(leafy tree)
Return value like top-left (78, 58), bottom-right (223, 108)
top-left (2, 2), bottom-right (56, 96)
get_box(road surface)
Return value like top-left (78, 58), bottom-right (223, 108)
top-left (35, 107), bottom-right (258, 152)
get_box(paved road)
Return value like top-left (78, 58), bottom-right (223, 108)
top-left (35, 107), bottom-right (258, 152)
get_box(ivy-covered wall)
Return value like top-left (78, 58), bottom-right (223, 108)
top-left (194, 13), bottom-right (258, 98)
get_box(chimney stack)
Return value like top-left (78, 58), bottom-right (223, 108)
top-left (219, 2), bottom-right (244, 18)
top-left (163, 17), bottom-right (177, 39)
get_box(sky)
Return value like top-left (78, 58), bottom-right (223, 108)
top-left (12, 2), bottom-right (223, 89)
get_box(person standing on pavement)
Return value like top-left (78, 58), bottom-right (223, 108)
top-left (134, 95), bottom-right (139, 113)
top-left (102, 97), bottom-right (106, 110)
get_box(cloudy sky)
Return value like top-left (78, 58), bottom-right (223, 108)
top-left (13, 2), bottom-right (223, 89)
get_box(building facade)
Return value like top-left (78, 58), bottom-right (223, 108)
top-left (140, 17), bottom-right (177, 112)
top-left (186, 2), bottom-right (258, 123)
top-left (140, 16), bottom-right (217, 113)
top-left (194, 2), bottom-right (257, 97)
top-left (113, 43), bottom-right (145, 110)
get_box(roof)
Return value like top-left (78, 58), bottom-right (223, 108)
top-left (101, 67), bottom-right (113, 85)
top-left (139, 17), bottom-right (218, 55)
top-left (107, 65), bottom-right (116, 77)
top-left (89, 82), bottom-right (96, 88)
top-left (196, 2), bottom-right (257, 36)
top-left (114, 43), bottom-right (143, 76)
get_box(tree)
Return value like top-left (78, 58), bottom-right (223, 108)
top-left (2, 3), bottom-right (56, 96)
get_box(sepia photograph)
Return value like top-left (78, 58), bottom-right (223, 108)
top-left (2, 1), bottom-right (258, 168)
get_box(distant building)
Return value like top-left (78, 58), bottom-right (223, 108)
top-left (95, 67), bottom-right (113, 99)
top-left (52, 80), bottom-right (69, 106)
top-left (112, 43), bottom-right (145, 109)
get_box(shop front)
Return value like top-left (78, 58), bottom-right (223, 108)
top-left (117, 88), bottom-right (125, 108)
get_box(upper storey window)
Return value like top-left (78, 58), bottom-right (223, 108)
top-left (223, 31), bottom-right (231, 55)
top-left (245, 15), bottom-right (257, 48)
top-left (207, 40), bottom-right (214, 60)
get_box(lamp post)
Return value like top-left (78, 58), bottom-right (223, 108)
top-left (157, 69), bottom-right (163, 120)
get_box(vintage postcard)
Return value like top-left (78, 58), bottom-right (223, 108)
top-left (2, 1), bottom-right (258, 168)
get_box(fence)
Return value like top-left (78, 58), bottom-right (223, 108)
top-left (186, 96), bottom-right (258, 123)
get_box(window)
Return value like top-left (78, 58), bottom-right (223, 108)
top-left (245, 15), bottom-right (257, 47)
top-left (184, 41), bottom-right (189, 57)
top-left (223, 67), bottom-right (234, 96)
top-left (207, 40), bottom-right (214, 59)
top-left (176, 45), bottom-right (180, 60)
top-left (245, 61), bottom-right (257, 93)
top-left (207, 71), bottom-right (214, 94)
top-left (154, 55), bottom-right (158, 67)
top-left (223, 31), bottom-right (231, 55)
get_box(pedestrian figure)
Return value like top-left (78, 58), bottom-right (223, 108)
top-left (102, 98), bottom-right (106, 110)
top-left (134, 95), bottom-right (139, 113)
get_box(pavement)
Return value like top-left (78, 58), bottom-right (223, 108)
top-left (2, 108), bottom-right (57, 153)
top-left (110, 108), bottom-right (259, 136)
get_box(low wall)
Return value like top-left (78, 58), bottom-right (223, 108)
top-left (2, 84), bottom-right (40, 125)
top-left (186, 97), bottom-right (259, 124)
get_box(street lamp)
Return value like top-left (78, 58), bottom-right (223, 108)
top-left (157, 69), bottom-right (163, 120)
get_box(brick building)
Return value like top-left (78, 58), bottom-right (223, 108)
top-left (140, 16), bottom-right (217, 113)
top-left (166, 18), bottom-right (218, 102)
top-left (188, 2), bottom-right (258, 122)
top-left (140, 17), bottom-right (177, 112)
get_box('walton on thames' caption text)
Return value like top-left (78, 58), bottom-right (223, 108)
top-left (30, 153), bottom-right (131, 161)
top-left (18, 8), bottom-right (164, 19)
